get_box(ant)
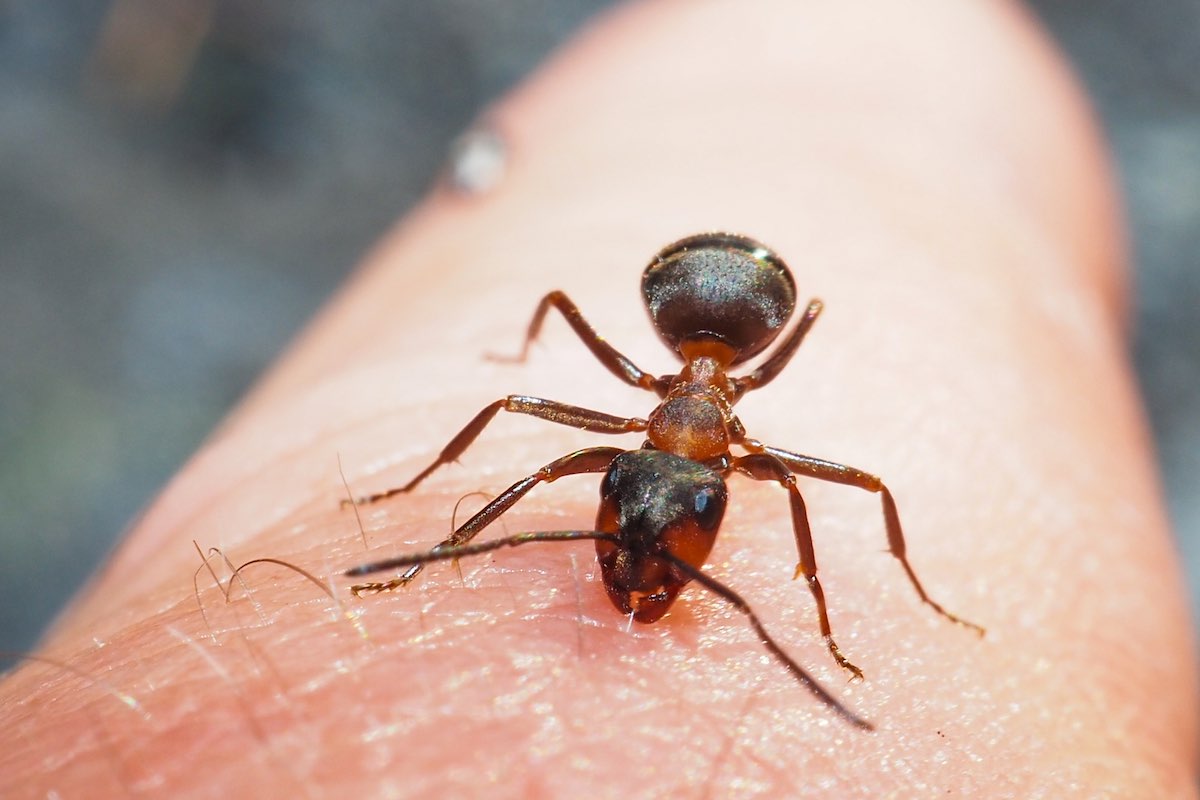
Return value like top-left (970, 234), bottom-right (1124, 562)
top-left (344, 232), bottom-right (982, 728)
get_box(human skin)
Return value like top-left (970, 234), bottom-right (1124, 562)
top-left (2, 0), bottom-right (1196, 796)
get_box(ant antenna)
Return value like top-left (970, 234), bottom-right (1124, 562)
top-left (344, 530), bottom-right (873, 730)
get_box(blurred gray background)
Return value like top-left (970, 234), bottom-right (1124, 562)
top-left (1, 1), bottom-right (1197, 654)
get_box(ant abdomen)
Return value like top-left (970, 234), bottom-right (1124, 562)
top-left (643, 233), bottom-right (796, 364)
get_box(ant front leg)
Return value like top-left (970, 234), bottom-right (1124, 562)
top-left (348, 396), bottom-right (647, 505)
top-left (349, 446), bottom-right (625, 595)
top-left (729, 452), bottom-right (864, 681)
top-left (488, 291), bottom-right (669, 395)
top-left (745, 440), bottom-right (985, 636)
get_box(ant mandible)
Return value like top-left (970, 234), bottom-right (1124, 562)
top-left (345, 232), bottom-right (982, 728)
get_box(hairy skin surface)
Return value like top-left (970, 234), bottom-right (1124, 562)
top-left (2, 1), bottom-right (1196, 797)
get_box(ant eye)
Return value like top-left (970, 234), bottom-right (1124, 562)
top-left (693, 487), bottom-right (723, 530)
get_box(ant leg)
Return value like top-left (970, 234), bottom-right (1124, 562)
top-left (349, 396), bottom-right (646, 505)
top-left (733, 299), bottom-right (822, 397)
top-left (729, 452), bottom-right (864, 680)
top-left (744, 441), bottom-right (985, 636)
top-left (348, 446), bottom-right (623, 594)
top-left (488, 291), bottom-right (668, 394)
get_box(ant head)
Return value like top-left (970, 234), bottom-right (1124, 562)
top-left (642, 233), bottom-right (796, 366)
top-left (594, 450), bottom-right (727, 622)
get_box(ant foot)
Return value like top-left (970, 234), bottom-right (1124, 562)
top-left (916, 585), bottom-right (986, 636)
top-left (827, 637), bottom-right (865, 682)
top-left (482, 349), bottom-right (527, 364)
top-left (338, 486), bottom-right (417, 510)
top-left (349, 562), bottom-right (425, 597)
top-left (942, 610), bottom-right (986, 638)
top-left (350, 576), bottom-right (413, 597)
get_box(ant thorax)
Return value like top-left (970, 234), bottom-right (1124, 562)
top-left (646, 346), bottom-right (741, 461)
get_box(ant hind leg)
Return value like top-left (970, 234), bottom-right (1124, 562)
top-left (487, 290), bottom-right (666, 393)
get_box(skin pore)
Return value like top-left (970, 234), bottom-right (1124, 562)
top-left (2, 0), bottom-right (1196, 797)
